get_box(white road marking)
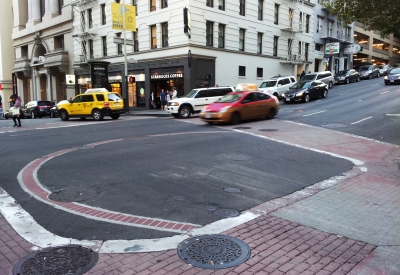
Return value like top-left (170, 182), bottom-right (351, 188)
top-left (371, 84), bottom-right (379, 86)
top-left (386, 114), bottom-right (400, 117)
top-left (303, 110), bottom-right (326, 117)
top-left (358, 100), bottom-right (362, 101)
top-left (339, 93), bottom-right (349, 95)
top-left (380, 91), bottom-right (389, 95)
top-left (351, 116), bottom-right (372, 125)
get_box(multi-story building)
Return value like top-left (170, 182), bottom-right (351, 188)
top-left (353, 23), bottom-right (400, 68)
top-left (0, 1), bottom-right (16, 108)
top-left (12, 0), bottom-right (74, 105)
top-left (72, 0), bottom-right (315, 110)
top-left (313, 0), bottom-right (354, 74)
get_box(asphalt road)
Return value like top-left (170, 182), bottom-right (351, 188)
top-left (278, 77), bottom-right (400, 145)
top-left (0, 116), bottom-right (352, 240)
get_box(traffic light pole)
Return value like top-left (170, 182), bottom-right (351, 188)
top-left (123, 0), bottom-right (129, 113)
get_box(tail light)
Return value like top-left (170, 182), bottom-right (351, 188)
top-left (104, 102), bottom-right (110, 107)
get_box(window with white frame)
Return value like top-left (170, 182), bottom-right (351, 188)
top-left (258, 0), bottom-right (263, 20)
top-left (274, 4), bottom-right (279, 25)
top-left (273, 36), bottom-right (278, 56)
top-left (257, 33), bottom-right (262, 54)
top-left (150, 0), bottom-right (156, 11)
top-left (133, 29), bottom-right (139, 52)
top-left (206, 21), bottom-right (213, 46)
top-left (151, 25), bottom-right (157, 49)
top-left (162, 22), bottom-right (168, 47)
top-left (239, 66), bottom-right (246, 76)
top-left (239, 29), bottom-right (245, 51)
top-left (218, 0), bottom-right (224, 10)
top-left (239, 0), bottom-right (245, 16)
top-left (102, 36), bottom-right (107, 56)
top-left (116, 33), bottom-right (123, 55)
top-left (218, 24), bottom-right (225, 48)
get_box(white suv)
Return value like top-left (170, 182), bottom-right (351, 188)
top-left (167, 87), bottom-right (235, 118)
top-left (258, 75), bottom-right (297, 98)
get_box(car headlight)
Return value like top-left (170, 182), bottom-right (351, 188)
top-left (366, 71), bottom-right (370, 75)
top-left (296, 91), bottom-right (304, 97)
top-left (169, 102), bottom-right (179, 106)
top-left (398, 76), bottom-right (400, 79)
top-left (384, 76), bottom-right (388, 79)
top-left (219, 106), bottom-right (230, 113)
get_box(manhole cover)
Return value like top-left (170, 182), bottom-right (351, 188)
top-left (321, 123), bottom-right (347, 128)
top-left (205, 205), bottom-right (218, 212)
top-left (49, 187), bottom-right (101, 202)
top-left (259, 129), bottom-right (278, 132)
top-left (224, 187), bottom-right (241, 193)
top-left (219, 153), bottom-right (251, 161)
top-left (233, 127), bottom-right (252, 129)
top-left (214, 209), bottom-right (240, 218)
top-left (172, 196), bottom-right (186, 201)
top-left (13, 245), bottom-right (98, 275)
top-left (177, 235), bottom-right (251, 269)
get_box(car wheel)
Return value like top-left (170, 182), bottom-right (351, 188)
top-left (356, 76), bottom-right (360, 82)
top-left (273, 92), bottom-right (279, 98)
top-left (369, 74), bottom-right (372, 80)
top-left (171, 114), bottom-right (179, 118)
top-left (230, 112), bottom-right (241, 125)
top-left (377, 72), bottom-right (380, 77)
top-left (110, 114), bottom-right (120, 119)
top-left (322, 89), bottom-right (328, 98)
top-left (328, 82), bottom-right (333, 89)
top-left (59, 110), bottom-right (69, 121)
top-left (31, 112), bottom-right (35, 119)
top-left (178, 106), bottom-right (191, 118)
top-left (92, 109), bottom-right (104, 121)
top-left (304, 94), bottom-right (310, 103)
top-left (345, 78), bottom-right (350, 84)
top-left (267, 108), bottom-right (277, 120)
top-left (207, 122), bottom-right (214, 125)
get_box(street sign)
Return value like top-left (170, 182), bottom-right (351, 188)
top-left (66, 74), bottom-right (76, 88)
top-left (325, 42), bottom-right (340, 55)
top-left (113, 37), bottom-right (135, 46)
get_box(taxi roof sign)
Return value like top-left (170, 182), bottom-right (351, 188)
top-left (235, 83), bottom-right (258, 91)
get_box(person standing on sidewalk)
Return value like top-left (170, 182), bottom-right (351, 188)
top-left (160, 89), bottom-right (166, 110)
top-left (150, 91), bottom-right (157, 109)
top-left (172, 87), bottom-right (178, 100)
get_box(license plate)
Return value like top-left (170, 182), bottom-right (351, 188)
top-left (286, 98), bottom-right (290, 101)
top-left (205, 113), bottom-right (212, 118)
top-left (390, 80), bottom-right (394, 82)
top-left (115, 103), bottom-right (119, 106)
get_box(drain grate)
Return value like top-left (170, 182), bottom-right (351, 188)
top-left (13, 245), bottom-right (98, 275)
top-left (224, 187), bottom-right (241, 193)
top-left (233, 127), bottom-right (252, 129)
top-left (321, 123), bottom-right (347, 128)
top-left (177, 235), bottom-right (251, 269)
top-left (214, 209), bottom-right (240, 218)
top-left (259, 129), bottom-right (278, 132)
top-left (49, 187), bottom-right (101, 202)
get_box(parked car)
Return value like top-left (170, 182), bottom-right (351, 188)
top-left (379, 65), bottom-right (392, 76)
top-left (58, 89), bottom-right (125, 121)
top-left (300, 71), bottom-right (335, 89)
top-left (50, 100), bottom-right (69, 118)
top-left (21, 101), bottom-right (54, 118)
top-left (384, 68), bottom-right (400, 85)
top-left (358, 64), bottom-right (380, 79)
top-left (282, 81), bottom-right (328, 103)
top-left (334, 69), bottom-right (360, 84)
top-left (166, 86), bottom-right (235, 118)
top-left (199, 90), bottom-right (279, 125)
top-left (258, 75), bottom-right (297, 99)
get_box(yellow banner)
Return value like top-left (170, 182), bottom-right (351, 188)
top-left (111, 3), bottom-right (136, 32)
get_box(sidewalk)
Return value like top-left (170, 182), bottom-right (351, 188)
top-left (1, 118), bottom-right (400, 275)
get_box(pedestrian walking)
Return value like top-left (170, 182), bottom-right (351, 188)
top-left (172, 87), bottom-right (178, 100)
top-left (300, 70), bottom-right (306, 80)
top-left (150, 92), bottom-right (157, 109)
top-left (160, 89), bottom-right (166, 110)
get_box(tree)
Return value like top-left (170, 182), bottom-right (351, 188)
top-left (322, 0), bottom-right (400, 36)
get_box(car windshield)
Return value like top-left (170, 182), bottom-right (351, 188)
top-left (359, 66), bottom-right (371, 71)
top-left (185, 89), bottom-right (199, 98)
top-left (259, 81), bottom-right (277, 88)
top-left (389, 68), bottom-right (400, 74)
top-left (38, 101), bottom-right (52, 106)
top-left (290, 82), bottom-right (311, 89)
top-left (216, 93), bottom-right (243, 103)
top-left (301, 74), bottom-right (316, 81)
top-left (107, 94), bottom-right (122, 101)
top-left (336, 71), bottom-right (348, 76)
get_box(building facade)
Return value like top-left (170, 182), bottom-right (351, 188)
top-left (313, 0), bottom-right (354, 74)
top-left (12, 0), bottom-right (74, 106)
top-left (0, 1), bottom-right (16, 108)
top-left (353, 23), bottom-right (400, 68)
top-left (72, 0), bottom-right (315, 110)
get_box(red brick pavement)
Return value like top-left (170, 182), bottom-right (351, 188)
top-left (0, 213), bottom-right (376, 275)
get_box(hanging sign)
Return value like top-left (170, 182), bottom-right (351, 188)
top-left (111, 3), bottom-right (136, 32)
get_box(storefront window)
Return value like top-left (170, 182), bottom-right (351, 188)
top-left (110, 83), bottom-right (121, 95)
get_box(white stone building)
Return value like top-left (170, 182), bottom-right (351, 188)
top-left (12, 0), bottom-right (74, 105)
top-left (72, 0), bottom-right (315, 110)
top-left (0, 1), bottom-right (16, 109)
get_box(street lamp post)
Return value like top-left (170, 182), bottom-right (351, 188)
top-left (123, 0), bottom-right (128, 113)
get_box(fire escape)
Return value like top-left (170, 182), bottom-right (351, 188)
top-left (71, 0), bottom-right (97, 66)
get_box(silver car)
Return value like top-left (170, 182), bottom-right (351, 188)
top-left (300, 71), bottom-right (335, 89)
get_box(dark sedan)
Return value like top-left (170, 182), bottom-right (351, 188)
top-left (384, 68), bottom-right (400, 85)
top-left (334, 69), bottom-right (360, 84)
top-left (282, 81), bottom-right (328, 103)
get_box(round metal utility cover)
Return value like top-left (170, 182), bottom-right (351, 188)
top-left (224, 187), bottom-right (241, 193)
top-left (321, 123), bottom-right (347, 128)
top-left (214, 209), bottom-right (240, 218)
top-left (233, 127), bottom-right (252, 129)
top-left (177, 235), bottom-right (251, 269)
top-left (219, 153), bottom-right (251, 161)
top-left (259, 129), bottom-right (278, 132)
top-left (205, 205), bottom-right (218, 212)
top-left (13, 245), bottom-right (98, 275)
top-left (49, 187), bottom-right (100, 202)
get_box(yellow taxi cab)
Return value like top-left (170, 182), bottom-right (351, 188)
top-left (199, 83), bottom-right (279, 124)
top-left (58, 88), bottom-right (125, 121)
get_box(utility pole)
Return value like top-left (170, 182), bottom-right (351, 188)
top-left (123, 0), bottom-right (128, 113)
